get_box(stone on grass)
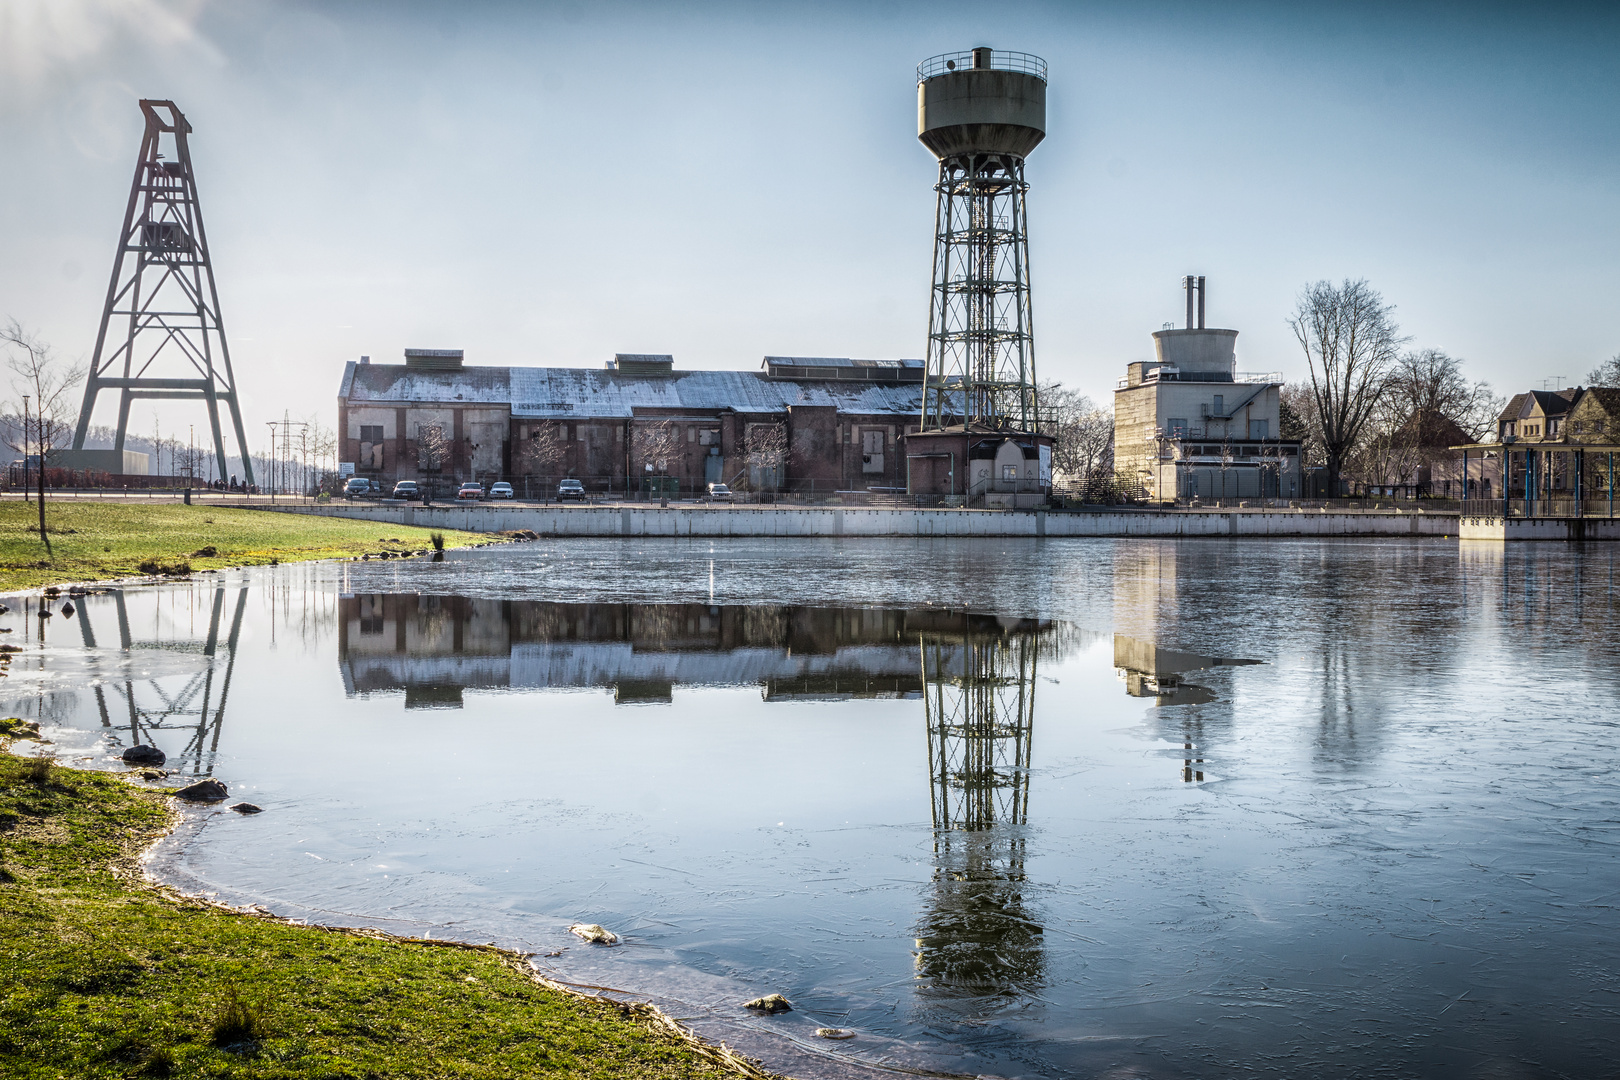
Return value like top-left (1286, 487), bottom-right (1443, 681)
top-left (743, 994), bottom-right (792, 1014)
top-left (230, 802), bottom-right (263, 814)
top-left (567, 923), bottom-right (619, 944)
top-left (173, 778), bottom-right (228, 802)
top-left (122, 744), bottom-right (166, 766)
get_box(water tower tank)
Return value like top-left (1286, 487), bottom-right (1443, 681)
top-left (918, 46), bottom-right (1047, 161)
top-left (914, 48), bottom-right (1048, 437)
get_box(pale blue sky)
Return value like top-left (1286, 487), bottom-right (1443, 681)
top-left (2, 0), bottom-right (1616, 442)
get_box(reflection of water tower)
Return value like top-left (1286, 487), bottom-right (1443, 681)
top-left (915, 47), bottom-right (1046, 434)
top-left (915, 615), bottom-right (1046, 999)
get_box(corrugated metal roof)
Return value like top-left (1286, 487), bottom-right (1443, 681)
top-left (341, 363), bottom-right (923, 419)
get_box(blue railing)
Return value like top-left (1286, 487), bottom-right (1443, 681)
top-left (917, 51), bottom-right (1047, 83)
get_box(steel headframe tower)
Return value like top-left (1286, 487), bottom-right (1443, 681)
top-left (916, 47), bottom-right (1047, 434)
top-left (73, 100), bottom-right (255, 485)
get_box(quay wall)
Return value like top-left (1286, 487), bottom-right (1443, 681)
top-left (1459, 515), bottom-right (1620, 541)
top-left (258, 503), bottom-right (1462, 539)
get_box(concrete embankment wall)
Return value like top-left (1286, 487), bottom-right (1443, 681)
top-left (1460, 515), bottom-right (1620, 541)
top-left (259, 503), bottom-right (1460, 539)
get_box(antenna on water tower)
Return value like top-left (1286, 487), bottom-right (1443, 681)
top-left (915, 46), bottom-right (1047, 435)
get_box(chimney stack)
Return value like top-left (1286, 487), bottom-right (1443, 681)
top-left (1182, 275), bottom-right (1207, 329)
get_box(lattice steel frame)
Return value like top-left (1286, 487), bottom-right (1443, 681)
top-left (922, 630), bottom-right (1036, 832)
top-left (921, 153), bottom-right (1040, 433)
top-left (72, 100), bottom-right (255, 485)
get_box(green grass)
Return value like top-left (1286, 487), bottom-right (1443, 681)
top-left (0, 502), bottom-right (486, 591)
top-left (0, 751), bottom-right (753, 1079)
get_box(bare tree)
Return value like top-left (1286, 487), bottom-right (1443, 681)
top-left (1387, 348), bottom-right (1501, 440)
top-left (1280, 382), bottom-right (1323, 468)
top-left (519, 422), bottom-right (571, 496)
top-left (415, 422), bottom-right (452, 498)
top-left (631, 419), bottom-right (682, 488)
top-left (1041, 382), bottom-right (1114, 485)
top-left (2, 320), bottom-right (84, 556)
top-left (1587, 353), bottom-right (1620, 387)
top-left (743, 422), bottom-right (788, 492)
top-left (1288, 279), bottom-right (1407, 492)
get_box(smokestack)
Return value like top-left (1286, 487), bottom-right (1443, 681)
top-left (1183, 275), bottom-right (1195, 329)
top-left (1197, 276), bottom-right (1206, 329)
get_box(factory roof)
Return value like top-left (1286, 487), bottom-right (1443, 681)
top-left (340, 360), bottom-right (926, 418)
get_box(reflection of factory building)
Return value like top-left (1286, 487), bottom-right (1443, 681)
top-left (339, 598), bottom-right (987, 707)
top-left (1114, 634), bottom-right (1259, 783)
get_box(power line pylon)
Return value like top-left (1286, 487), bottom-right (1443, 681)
top-left (72, 99), bottom-right (255, 485)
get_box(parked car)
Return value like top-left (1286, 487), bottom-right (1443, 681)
top-left (456, 482), bottom-right (484, 501)
top-left (706, 483), bottom-right (734, 503)
top-left (488, 481), bottom-right (514, 500)
top-left (391, 480), bottom-right (420, 501)
top-left (557, 478), bottom-right (586, 501)
top-left (343, 476), bottom-right (376, 499)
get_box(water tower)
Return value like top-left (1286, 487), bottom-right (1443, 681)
top-left (916, 47), bottom-right (1046, 435)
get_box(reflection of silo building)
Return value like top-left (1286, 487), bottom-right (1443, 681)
top-left (906, 47), bottom-right (1055, 505)
top-left (915, 612), bottom-right (1050, 998)
top-left (1113, 633), bottom-right (1260, 783)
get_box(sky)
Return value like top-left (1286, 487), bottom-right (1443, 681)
top-left (1, 0), bottom-right (1617, 451)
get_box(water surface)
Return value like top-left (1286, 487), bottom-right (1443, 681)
top-left (5, 538), bottom-right (1618, 1079)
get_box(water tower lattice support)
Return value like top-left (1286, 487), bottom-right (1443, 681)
top-left (72, 99), bottom-right (255, 486)
top-left (924, 156), bottom-right (1038, 432)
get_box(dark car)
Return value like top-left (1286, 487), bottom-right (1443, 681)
top-left (557, 479), bottom-right (586, 501)
top-left (343, 477), bottom-right (376, 499)
top-left (391, 481), bottom-right (420, 501)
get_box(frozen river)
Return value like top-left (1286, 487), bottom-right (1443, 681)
top-left (4, 537), bottom-right (1618, 1078)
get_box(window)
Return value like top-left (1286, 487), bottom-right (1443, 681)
top-left (1167, 418), bottom-right (1189, 437)
top-left (1212, 395), bottom-right (1224, 416)
top-left (1597, 419), bottom-right (1606, 434)
top-left (359, 425), bottom-right (384, 471)
top-left (1002, 464), bottom-right (1018, 480)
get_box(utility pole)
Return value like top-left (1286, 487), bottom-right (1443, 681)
top-left (21, 396), bottom-right (31, 503)
top-left (265, 423), bottom-right (276, 500)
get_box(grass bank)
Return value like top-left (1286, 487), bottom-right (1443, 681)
top-left (0, 748), bottom-right (766, 1079)
top-left (0, 502), bottom-right (484, 592)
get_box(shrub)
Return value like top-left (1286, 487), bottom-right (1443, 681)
top-left (137, 559), bottom-right (191, 577)
top-left (211, 986), bottom-right (269, 1046)
top-left (430, 531), bottom-right (445, 552)
top-left (25, 755), bottom-right (52, 785)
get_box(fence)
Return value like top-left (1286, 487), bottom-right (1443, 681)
top-left (1463, 498), bottom-right (1620, 519)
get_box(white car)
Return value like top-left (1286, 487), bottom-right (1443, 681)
top-left (706, 483), bottom-right (734, 502)
top-left (488, 482), bottom-right (514, 499)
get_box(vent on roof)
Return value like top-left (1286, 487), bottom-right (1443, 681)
top-left (762, 356), bottom-right (924, 384)
top-left (404, 348), bottom-right (464, 371)
top-left (608, 354), bottom-right (674, 375)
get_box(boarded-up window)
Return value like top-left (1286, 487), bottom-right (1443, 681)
top-left (359, 425), bottom-right (384, 471)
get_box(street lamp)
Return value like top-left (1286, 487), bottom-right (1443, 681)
top-left (20, 395), bottom-right (30, 502)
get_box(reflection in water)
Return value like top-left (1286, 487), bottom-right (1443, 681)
top-left (72, 587), bottom-right (247, 777)
top-left (338, 596), bottom-right (1069, 1003)
top-left (917, 614), bottom-right (1054, 1004)
top-left (1113, 634), bottom-right (1260, 783)
top-left (338, 596), bottom-right (937, 704)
